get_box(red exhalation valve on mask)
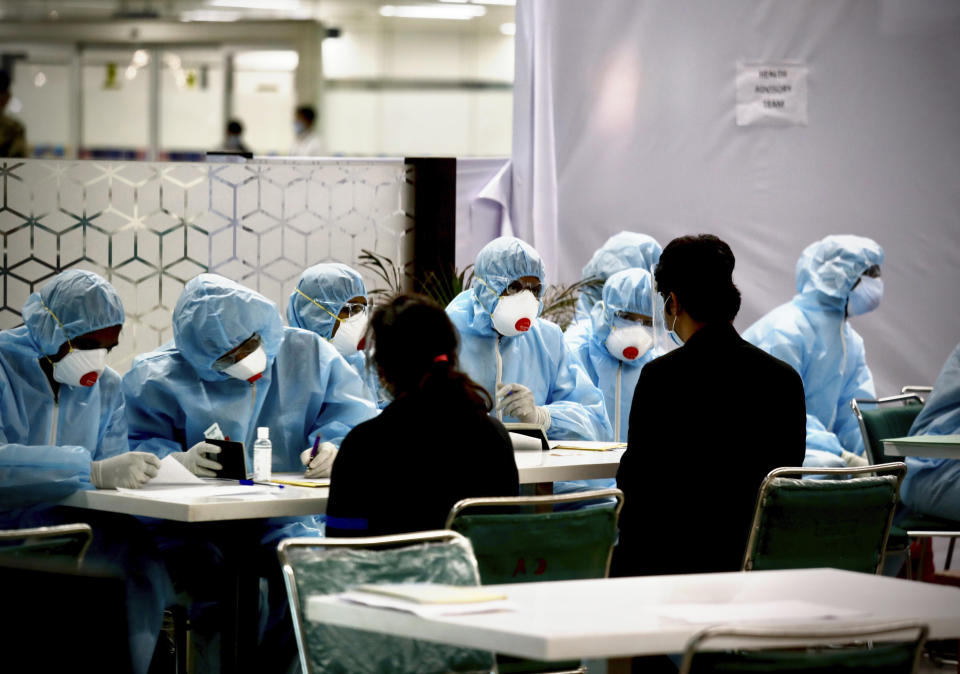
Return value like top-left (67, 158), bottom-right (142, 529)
top-left (357, 337), bottom-right (366, 351)
top-left (79, 372), bottom-right (99, 387)
top-left (247, 372), bottom-right (263, 383)
top-left (622, 347), bottom-right (639, 360)
top-left (515, 318), bottom-right (531, 332)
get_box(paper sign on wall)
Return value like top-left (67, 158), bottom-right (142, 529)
top-left (736, 62), bottom-right (808, 126)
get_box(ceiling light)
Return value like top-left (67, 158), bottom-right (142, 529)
top-left (164, 53), bottom-right (182, 71)
top-left (132, 49), bottom-right (150, 68)
top-left (379, 4), bottom-right (487, 20)
top-left (500, 22), bottom-right (515, 35)
top-left (209, 0), bottom-right (303, 8)
top-left (125, 65), bottom-right (138, 80)
top-left (34, 72), bottom-right (46, 87)
top-left (180, 9), bottom-right (243, 21)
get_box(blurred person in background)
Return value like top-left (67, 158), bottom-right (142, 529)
top-left (290, 104), bottom-right (325, 156)
top-left (222, 119), bottom-right (250, 155)
top-left (0, 69), bottom-right (26, 158)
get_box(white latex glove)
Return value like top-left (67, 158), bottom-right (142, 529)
top-left (90, 452), bottom-right (161, 489)
top-left (841, 449), bottom-right (869, 467)
top-left (496, 383), bottom-right (551, 429)
top-left (172, 441), bottom-right (223, 477)
top-left (300, 442), bottom-right (338, 478)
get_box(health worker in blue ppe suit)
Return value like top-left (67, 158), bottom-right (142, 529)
top-left (743, 235), bottom-right (885, 468)
top-left (123, 273), bottom-right (379, 668)
top-left (0, 270), bottom-right (171, 674)
top-left (287, 262), bottom-right (385, 407)
top-left (567, 231), bottom-right (662, 339)
top-left (900, 342), bottom-right (960, 521)
top-left (446, 237), bottom-right (611, 442)
top-left (568, 268), bottom-right (661, 443)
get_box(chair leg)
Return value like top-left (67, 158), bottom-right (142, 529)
top-left (946, 537), bottom-right (956, 570)
top-left (170, 605), bottom-right (188, 674)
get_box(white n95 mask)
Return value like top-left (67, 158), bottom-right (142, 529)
top-left (53, 348), bottom-right (108, 387)
top-left (847, 276), bottom-right (883, 317)
top-left (222, 345), bottom-right (267, 383)
top-left (491, 290), bottom-right (539, 337)
top-left (331, 312), bottom-right (367, 356)
top-left (605, 324), bottom-right (653, 362)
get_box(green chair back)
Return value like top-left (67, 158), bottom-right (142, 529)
top-left (860, 404), bottom-right (923, 465)
top-left (446, 490), bottom-right (622, 585)
top-left (0, 523), bottom-right (92, 565)
top-left (743, 465), bottom-right (904, 574)
top-left (680, 623), bottom-right (927, 674)
top-left (278, 531), bottom-right (493, 674)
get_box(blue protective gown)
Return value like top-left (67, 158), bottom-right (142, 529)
top-left (124, 274), bottom-right (379, 489)
top-left (743, 235), bottom-right (884, 465)
top-left (566, 268), bottom-right (660, 443)
top-left (286, 262), bottom-right (386, 408)
top-left (0, 270), bottom-right (170, 674)
top-left (900, 343), bottom-right (960, 521)
top-left (446, 237), bottom-right (611, 442)
top-left (568, 231), bottom-right (662, 341)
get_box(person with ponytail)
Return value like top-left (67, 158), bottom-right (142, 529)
top-left (326, 294), bottom-right (519, 537)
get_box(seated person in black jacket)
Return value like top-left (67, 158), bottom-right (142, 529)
top-left (326, 294), bottom-right (520, 537)
top-left (613, 234), bottom-right (806, 578)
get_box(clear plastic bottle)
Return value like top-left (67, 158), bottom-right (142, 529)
top-left (253, 426), bottom-right (272, 481)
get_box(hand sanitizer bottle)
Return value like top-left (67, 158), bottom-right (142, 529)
top-left (254, 426), bottom-right (272, 481)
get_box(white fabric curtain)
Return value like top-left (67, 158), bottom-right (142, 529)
top-left (510, 0), bottom-right (960, 395)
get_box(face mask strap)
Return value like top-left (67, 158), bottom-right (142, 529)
top-left (295, 287), bottom-right (344, 325)
top-left (38, 296), bottom-right (75, 365)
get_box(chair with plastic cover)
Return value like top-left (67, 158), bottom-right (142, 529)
top-left (445, 488), bottom-right (623, 674)
top-left (678, 622), bottom-right (928, 674)
top-left (0, 523), bottom-right (93, 565)
top-left (277, 530), bottom-right (494, 674)
top-left (742, 464), bottom-right (905, 575)
top-left (851, 391), bottom-right (960, 573)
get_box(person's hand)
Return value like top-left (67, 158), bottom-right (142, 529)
top-left (172, 441), bottom-right (223, 477)
top-left (841, 450), bottom-right (869, 467)
top-left (300, 442), bottom-right (338, 478)
top-left (496, 383), bottom-right (550, 428)
top-left (90, 452), bottom-right (161, 489)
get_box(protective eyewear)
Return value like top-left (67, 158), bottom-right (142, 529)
top-left (212, 333), bottom-right (262, 372)
top-left (614, 310), bottom-right (653, 327)
top-left (502, 279), bottom-right (543, 298)
top-left (338, 302), bottom-right (367, 320)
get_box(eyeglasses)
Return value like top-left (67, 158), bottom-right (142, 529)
top-left (502, 279), bottom-right (543, 298)
top-left (338, 302), bottom-right (367, 320)
top-left (614, 310), bottom-right (653, 327)
top-left (212, 333), bottom-right (262, 371)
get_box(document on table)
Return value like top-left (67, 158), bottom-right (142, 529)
top-left (548, 441), bottom-right (627, 451)
top-left (338, 583), bottom-right (515, 617)
top-left (656, 600), bottom-right (869, 624)
top-left (145, 455), bottom-right (206, 486)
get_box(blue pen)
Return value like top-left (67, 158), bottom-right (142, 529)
top-left (239, 479), bottom-right (284, 489)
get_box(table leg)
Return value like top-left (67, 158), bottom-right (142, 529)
top-left (216, 525), bottom-right (262, 674)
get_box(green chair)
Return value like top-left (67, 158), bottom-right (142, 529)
top-left (742, 463), bottom-right (905, 574)
top-left (678, 622), bottom-right (929, 673)
top-left (445, 488), bottom-right (623, 674)
top-left (277, 530), bottom-right (494, 674)
top-left (0, 523), bottom-right (93, 565)
top-left (851, 391), bottom-right (960, 572)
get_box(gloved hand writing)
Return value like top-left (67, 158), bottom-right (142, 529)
top-left (299, 442), bottom-right (338, 478)
top-left (172, 441), bottom-right (223, 477)
top-left (496, 382), bottom-right (551, 429)
top-left (90, 452), bottom-right (161, 489)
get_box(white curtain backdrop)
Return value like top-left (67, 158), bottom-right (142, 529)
top-left (509, 0), bottom-right (960, 396)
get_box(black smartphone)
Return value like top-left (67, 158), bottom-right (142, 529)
top-left (205, 439), bottom-right (248, 480)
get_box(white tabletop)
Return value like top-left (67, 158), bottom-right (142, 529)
top-left (61, 479), bottom-right (328, 523)
top-left (882, 437), bottom-right (960, 460)
top-left (305, 569), bottom-right (960, 661)
top-left (515, 449), bottom-right (622, 484)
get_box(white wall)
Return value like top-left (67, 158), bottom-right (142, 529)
top-left (322, 25), bottom-right (514, 156)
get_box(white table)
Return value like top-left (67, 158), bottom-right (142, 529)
top-left (305, 569), bottom-right (960, 661)
top-left (61, 481), bottom-right (329, 522)
top-left (883, 435), bottom-right (960, 460)
top-left (515, 448), bottom-right (622, 484)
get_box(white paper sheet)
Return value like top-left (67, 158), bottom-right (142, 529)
top-left (146, 455), bottom-right (206, 486)
top-left (337, 591), bottom-right (516, 617)
top-left (115, 484), bottom-right (280, 500)
top-left (657, 600), bottom-right (869, 624)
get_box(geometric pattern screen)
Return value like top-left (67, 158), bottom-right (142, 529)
top-left (0, 158), bottom-right (414, 372)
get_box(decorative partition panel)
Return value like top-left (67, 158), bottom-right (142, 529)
top-left (0, 157), bottom-right (414, 372)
